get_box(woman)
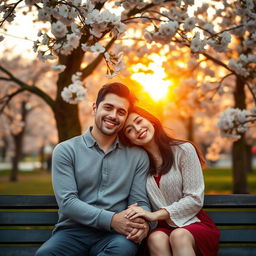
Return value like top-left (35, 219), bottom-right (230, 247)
top-left (120, 106), bottom-right (220, 256)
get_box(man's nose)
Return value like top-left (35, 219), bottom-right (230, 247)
top-left (109, 109), bottom-right (118, 119)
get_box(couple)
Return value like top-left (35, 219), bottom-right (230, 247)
top-left (36, 82), bottom-right (220, 256)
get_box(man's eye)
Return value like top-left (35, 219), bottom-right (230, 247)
top-left (118, 110), bottom-right (126, 116)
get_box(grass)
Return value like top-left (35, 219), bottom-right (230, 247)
top-left (204, 167), bottom-right (256, 194)
top-left (0, 168), bottom-right (255, 195)
top-left (0, 170), bottom-right (54, 195)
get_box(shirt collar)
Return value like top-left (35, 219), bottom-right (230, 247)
top-left (83, 127), bottom-right (123, 149)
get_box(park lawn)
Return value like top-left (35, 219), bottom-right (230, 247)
top-left (0, 170), bottom-right (54, 195)
top-left (0, 168), bottom-right (255, 195)
top-left (204, 167), bottom-right (256, 194)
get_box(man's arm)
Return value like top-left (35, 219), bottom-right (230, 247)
top-left (124, 150), bottom-right (152, 242)
top-left (127, 150), bottom-right (151, 211)
top-left (52, 143), bottom-right (114, 231)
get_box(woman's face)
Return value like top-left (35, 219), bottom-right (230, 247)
top-left (123, 112), bottom-right (155, 146)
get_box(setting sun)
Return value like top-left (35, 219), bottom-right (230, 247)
top-left (130, 53), bottom-right (173, 101)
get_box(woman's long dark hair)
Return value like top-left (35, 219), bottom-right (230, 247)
top-left (119, 106), bottom-right (205, 176)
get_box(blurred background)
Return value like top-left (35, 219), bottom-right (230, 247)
top-left (0, 0), bottom-right (255, 195)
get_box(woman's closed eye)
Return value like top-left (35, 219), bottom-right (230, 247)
top-left (125, 128), bottom-right (132, 134)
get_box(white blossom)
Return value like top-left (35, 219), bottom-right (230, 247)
top-left (190, 32), bottom-right (206, 53)
top-left (159, 21), bottom-right (179, 37)
top-left (184, 17), bottom-right (195, 31)
top-left (58, 5), bottom-right (69, 18)
top-left (228, 59), bottom-right (249, 77)
top-left (66, 33), bottom-right (81, 49)
top-left (217, 108), bottom-right (251, 139)
top-left (0, 35), bottom-right (4, 42)
top-left (90, 42), bottom-right (105, 54)
top-left (38, 8), bottom-right (51, 21)
top-left (61, 72), bottom-right (86, 104)
top-left (81, 43), bottom-right (90, 52)
top-left (51, 65), bottom-right (66, 73)
top-left (51, 21), bottom-right (68, 38)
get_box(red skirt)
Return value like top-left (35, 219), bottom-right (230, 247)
top-left (150, 210), bottom-right (220, 256)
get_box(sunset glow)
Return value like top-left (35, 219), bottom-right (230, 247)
top-left (131, 53), bottom-right (173, 101)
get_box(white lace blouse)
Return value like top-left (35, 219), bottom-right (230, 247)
top-left (146, 142), bottom-right (204, 227)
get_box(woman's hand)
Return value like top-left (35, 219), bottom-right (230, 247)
top-left (125, 206), bottom-right (158, 222)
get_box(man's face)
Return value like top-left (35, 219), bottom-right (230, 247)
top-left (93, 93), bottom-right (130, 136)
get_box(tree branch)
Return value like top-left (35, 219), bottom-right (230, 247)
top-left (0, 88), bottom-right (25, 113)
top-left (0, 0), bottom-right (23, 26)
top-left (0, 65), bottom-right (55, 111)
top-left (81, 37), bottom-right (116, 80)
top-left (202, 52), bottom-right (233, 73)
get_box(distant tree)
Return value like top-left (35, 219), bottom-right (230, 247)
top-left (0, 0), bottom-right (255, 191)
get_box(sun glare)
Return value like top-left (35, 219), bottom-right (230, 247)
top-left (131, 54), bottom-right (173, 101)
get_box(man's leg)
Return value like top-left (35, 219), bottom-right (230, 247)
top-left (89, 233), bottom-right (138, 256)
top-left (35, 226), bottom-right (101, 256)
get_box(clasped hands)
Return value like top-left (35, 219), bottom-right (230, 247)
top-left (111, 203), bottom-right (154, 244)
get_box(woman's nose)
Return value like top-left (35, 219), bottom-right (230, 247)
top-left (134, 124), bottom-right (141, 132)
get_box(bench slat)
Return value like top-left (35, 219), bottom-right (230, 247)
top-left (0, 246), bottom-right (256, 256)
top-left (204, 194), bottom-right (256, 208)
top-left (0, 229), bottom-right (52, 244)
top-left (0, 228), bottom-right (255, 244)
top-left (218, 246), bottom-right (256, 256)
top-left (1, 194), bottom-right (256, 209)
top-left (0, 246), bottom-right (38, 256)
top-left (206, 211), bottom-right (256, 225)
top-left (0, 195), bottom-right (57, 209)
top-left (0, 212), bottom-right (58, 225)
top-left (1, 211), bottom-right (255, 226)
top-left (220, 229), bottom-right (256, 243)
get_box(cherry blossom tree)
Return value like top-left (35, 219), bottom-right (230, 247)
top-left (0, 54), bottom-right (57, 181)
top-left (0, 0), bottom-right (256, 191)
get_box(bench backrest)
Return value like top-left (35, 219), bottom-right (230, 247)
top-left (0, 194), bottom-right (256, 256)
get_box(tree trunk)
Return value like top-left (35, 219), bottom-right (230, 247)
top-left (231, 77), bottom-right (250, 193)
top-left (9, 102), bottom-right (27, 182)
top-left (54, 47), bottom-right (85, 142)
top-left (246, 144), bottom-right (253, 173)
top-left (10, 134), bottom-right (22, 181)
top-left (187, 116), bottom-right (194, 142)
top-left (0, 136), bottom-right (9, 161)
top-left (232, 134), bottom-right (248, 193)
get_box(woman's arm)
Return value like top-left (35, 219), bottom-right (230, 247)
top-left (125, 206), bottom-right (170, 222)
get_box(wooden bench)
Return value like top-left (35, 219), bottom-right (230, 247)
top-left (0, 194), bottom-right (256, 256)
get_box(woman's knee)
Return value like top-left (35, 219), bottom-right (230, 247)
top-left (148, 231), bottom-right (169, 250)
top-left (169, 228), bottom-right (194, 247)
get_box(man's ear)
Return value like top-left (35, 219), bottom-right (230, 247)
top-left (92, 103), bottom-right (97, 114)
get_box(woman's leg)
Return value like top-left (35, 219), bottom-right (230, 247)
top-left (147, 231), bottom-right (172, 256)
top-left (169, 228), bottom-right (197, 256)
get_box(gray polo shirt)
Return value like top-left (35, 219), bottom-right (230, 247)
top-left (52, 128), bottom-right (151, 232)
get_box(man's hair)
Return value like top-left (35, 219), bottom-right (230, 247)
top-left (95, 82), bottom-right (136, 109)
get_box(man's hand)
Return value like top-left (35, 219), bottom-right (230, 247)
top-left (111, 209), bottom-right (147, 236)
top-left (126, 218), bottom-right (149, 243)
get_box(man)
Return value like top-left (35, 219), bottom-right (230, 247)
top-left (35, 82), bottom-right (151, 256)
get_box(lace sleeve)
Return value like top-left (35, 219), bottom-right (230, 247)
top-left (162, 143), bottom-right (204, 227)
